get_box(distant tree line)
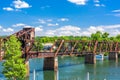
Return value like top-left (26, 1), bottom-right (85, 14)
top-left (1, 31), bottom-right (120, 51)
top-left (34, 31), bottom-right (120, 51)
top-left (35, 31), bottom-right (120, 43)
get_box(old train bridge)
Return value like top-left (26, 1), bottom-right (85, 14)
top-left (0, 28), bottom-right (120, 71)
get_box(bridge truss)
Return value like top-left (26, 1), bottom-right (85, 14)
top-left (0, 28), bottom-right (120, 60)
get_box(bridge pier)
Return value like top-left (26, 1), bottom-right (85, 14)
top-left (109, 52), bottom-right (118, 60)
top-left (43, 57), bottom-right (58, 71)
top-left (85, 53), bottom-right (96, 64)
top-left (44, 70), bottom-right (58, 80)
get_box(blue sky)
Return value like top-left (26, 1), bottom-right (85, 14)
top-left (0, 0), bottom-right (120, 36)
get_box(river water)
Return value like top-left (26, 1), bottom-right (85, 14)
top-left (0, 56), bottom-right (120, 80)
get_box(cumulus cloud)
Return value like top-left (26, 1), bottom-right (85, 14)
top-left (43, 24), bottom-right (120, 36)
top-left (45, 25), bottom-right (81, 36)
top-left (38, 19), bottom-right (46, 24)
top-left (88, 26), bottom-right (104, 33)
top-left (58, 18), bottom-right (69, 22)
top-left (13, 0), bottom-right (31, 9)
top-left (3, 28), bottom-right (14, 32)
top-left (3, 0), bottom-right (31, 11)
top-left (0, 26), bottom-right (2, 29)
top-left (12, 23), bottom-right (39, 28)
top-left (67, 0), bottom-right (87, 5)
top-left (112, 9), bottom-right (120, 17)
top-left (38, 19), bottom-right (53, 24)
top-left (12, 23), bottom-right (26, 27)
top-left (1, 23), bottom-right (120, 36)
top-left (35, 27), bottom-right (43, 32)
top-left (94, 4), bottom-right (105, 7)
top-left (3, 7), bottom-right (14, 11)
top-left (93, 0), bottom-right (105, 7)
top-left (112, 9), bottom-right (120, 13)
top-left (86, 24), bottom-right (120, 36)
top-left (101, 24), bottom-right (120, 29)
top-left (47, 23), bottom-right (59, 27)
top-left (57, 25), bottom-right (81, 31)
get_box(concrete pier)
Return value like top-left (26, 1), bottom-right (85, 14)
top-left (109, 52), bottom-right (118, 60)
top-left (44, 70), bottom-right (58, 80)
top-left (43, 57), bottom-right (58, 71)
top-left (85, 53), bottom-right (96, 64)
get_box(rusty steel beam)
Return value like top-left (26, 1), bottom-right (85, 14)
top-left (55, 40), bottom-right (64, 56)
top-left (0, 38), bottom-right (3, 61)
top-left (93, 41), bottom-right (98, 54)
top-left (50, 40), bottom-right (57, 52)
top-left (70, 41), bottom-right (78, 55)
top-left (115, 42), bottom-right (118, 52)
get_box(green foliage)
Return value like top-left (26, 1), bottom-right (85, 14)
top-left (91, 31), bottom-right (102, 41)
top-left (2, 35), bottom-right (26, 80)
top-left (104, 52), bottom-right (109, 56)
top-left (102, 32), bottom-right (109, 41)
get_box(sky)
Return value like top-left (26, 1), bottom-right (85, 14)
top-left (0, 0), bottom-right (120, 36)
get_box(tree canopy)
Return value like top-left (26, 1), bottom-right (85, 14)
top-left (2, 35), bottom-right (26, 80)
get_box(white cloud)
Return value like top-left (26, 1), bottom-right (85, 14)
top-left (47, 23), bottom-right (59, 26)
top-left (12, 23), bottom-right (26, 27)
top-left (12, 23), bottom-right (42, 28)
top-left (88, 26), bottom-right (104, 33)
top-left (94, 4), bottom-right (105, 7)
top-left (45, 25), bottom-right (81, 36)
top-left (86, 24), bottom-right (120, 36)
top-left (112, 9), bottom-right (120, 13)
top-left (112, 9), bottom-right (120, 17)
top-left (35, 27), bottom-right (43, 32)
top-left (57, 25), bottom-right (81, 31)
top-left (24, 25), bottom-right (33, 28)
top-left (101, 24), bottom-right (120, 29)
top-left (13, 0), bottom-right (31, 9)
top-left (94, 4), bottom-right (100, 7)
top-left (43, 24), bottom-right (120, 36)
top-left (93, 0), bottom-right (105, 7)
top-left (38, 19), bottom-right (46, 24)
top-left (67, 0), bottom-right (87, 5)
top-left (2, 0), bottom-right (31, 11)
top-left (58, 18), bottom-right (69, 22)
top-left (3, 28), bottom-right (14, 32)
top-left (3, 7), bottom-right (14, 11)
top-left (45, 30), bottom-right (55, 36)
top-left (0, 26), bottom-right (2, 29)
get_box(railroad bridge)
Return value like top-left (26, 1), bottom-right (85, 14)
top-left (0, 28), bottom-right (120, 71)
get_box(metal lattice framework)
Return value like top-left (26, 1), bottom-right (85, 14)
top-left (0, 28), bottom-right (35, 60)
top-left (28, 40), bottom-right (120, 59)
top-left (0, 28), bottom-right (120, 60)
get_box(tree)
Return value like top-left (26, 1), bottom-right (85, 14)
top-left (102, 32), bottom-right (109, 41)
top-left (2, 35), bottom-right (26, 80)
top-left (91, 31), bottom-right (102, 41)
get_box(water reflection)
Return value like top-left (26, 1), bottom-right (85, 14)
top-left (1, 56), bottom-right (120, 80)
top-left (44, 71), bottom-right (58, 80)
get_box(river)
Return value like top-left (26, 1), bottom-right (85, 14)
top-left (0, 56), bottom-right (120, 80)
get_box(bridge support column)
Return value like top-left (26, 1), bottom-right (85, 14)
top-left (109, 52), bottom-right (118, 60)
top-left (43, 57), bottom-right (58, 71)
top-left (85, 53), bottom-right (96, 64)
